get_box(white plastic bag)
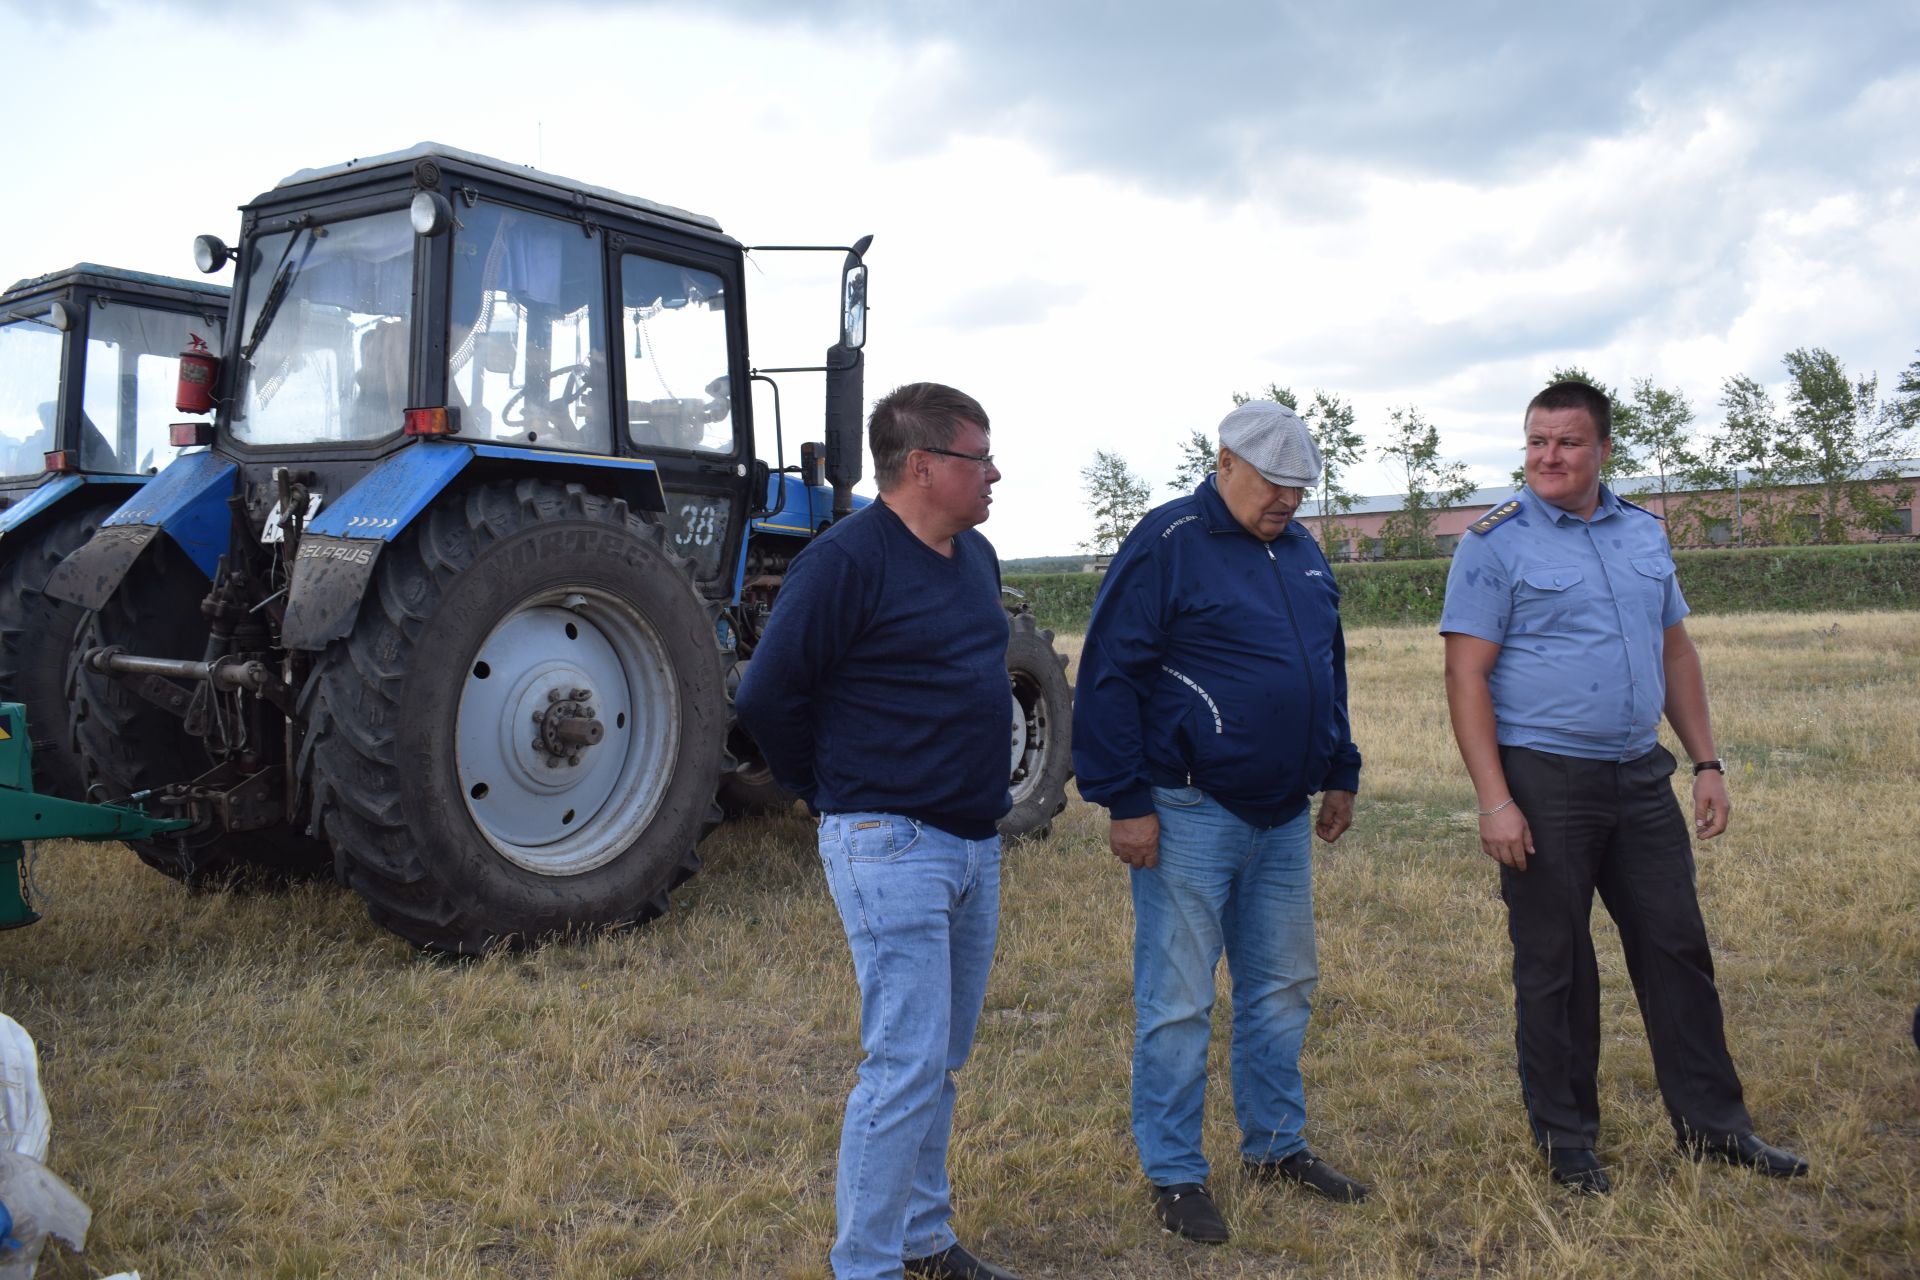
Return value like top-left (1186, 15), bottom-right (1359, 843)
top-left (0, 1018), bottom-right (48, 1162)
top-left (0, 1016), bottom-right (92, 1278)
top-left (0, 1152), bottom-right (91, 1279)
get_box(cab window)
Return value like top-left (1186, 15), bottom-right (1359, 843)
top-left (450, 202), bottom-right (610, 452)
top-left (621, 254), bottom-right (733, 456)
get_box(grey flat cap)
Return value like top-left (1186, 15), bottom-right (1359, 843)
top-left (1217, 400), bottom-right (1321, 487)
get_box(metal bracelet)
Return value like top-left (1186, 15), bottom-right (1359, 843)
top-left (1477, 797), bottom-right (1515, 817)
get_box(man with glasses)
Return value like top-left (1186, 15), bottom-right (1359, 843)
top-left (1074, 399), bottom-right (1369, 1247)
top-left (737, 383), bottom-right (1020, 1280)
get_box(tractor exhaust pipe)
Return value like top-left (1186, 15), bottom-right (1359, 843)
top-left (823, 342), bottom-right (864, 521)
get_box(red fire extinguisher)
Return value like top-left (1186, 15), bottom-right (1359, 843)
top-left (175, 332), bottom-right (219, 414)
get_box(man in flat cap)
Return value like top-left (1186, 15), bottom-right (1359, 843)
top-left (1074, 399), bottom-right (1369, 1246)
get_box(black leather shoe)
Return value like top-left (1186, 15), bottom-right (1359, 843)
top-left (1244, 1150), bottom-right (1372, 1203)
top-left (1681, 1131), bottom-right (1809, 1179)
top-left (903, 1242), bottom-right (1022, 1280)
top-left (1151, 1182), bottom-right (1230, 1245)
top-left (1546, 1147), bottom-right (1612, 1195)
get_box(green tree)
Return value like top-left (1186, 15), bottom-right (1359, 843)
top-left (1233, 383), bottom-right (1298, 410)
top-left (1626, 378), bottom-right (1699, 520)
top-left (1781, 347), bottom-right (1915, 540)
top-left (1168, 428), bottom-right (1215, 494)
top-left (1080, 448), bottom-right (1153, 556)
top-left (1686, 374), bottom-right (1810, 546)
top-left (1299, 389), bottom-right (1366, 559)
top-left (1891, 348), bottom-right (1920, 432)
top-left (1375, 406), bottom-right (1476, 559)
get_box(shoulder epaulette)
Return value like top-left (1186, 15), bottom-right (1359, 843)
top-left (1468, 499), bottom-right (1524, 535)
top-left (1616, 495), bottom-right (1666, 521)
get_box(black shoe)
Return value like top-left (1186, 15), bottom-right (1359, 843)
top-left (1681, 1131), bottom-right (1809, 1179)
top-left (904, 1242), bottom-right (1022, 1280)
top-left (1151, 1182), bottom-right (1230, 1245)
top-left (1244, 1150), bottom-right (1372, 1203)
top-left (1546, 1147), bottom-right (1612, 1195)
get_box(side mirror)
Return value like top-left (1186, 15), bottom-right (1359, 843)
top-left (840, 234), bottom-right (872, 351)
top-left (841, 264), bottom-right (867, 351)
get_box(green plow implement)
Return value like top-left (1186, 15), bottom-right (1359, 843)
top-left (0, 703), bottom-right (192, 928)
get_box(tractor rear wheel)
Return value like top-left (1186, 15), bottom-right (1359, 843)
top-left (0, 501), bottom-right (113, 801)
top-left (999, 611), bottom-right (1073, 841)
top-left (299, 479), bottom-right (725, 953)
top-left (67, 537), bottom-right (330, 885)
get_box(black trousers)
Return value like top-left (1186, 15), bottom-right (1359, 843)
top-left (1498, 744), bottom-right (1752, 1151)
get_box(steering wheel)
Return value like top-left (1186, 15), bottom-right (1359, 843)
top-left (502, 363), bottom-right (592, 432)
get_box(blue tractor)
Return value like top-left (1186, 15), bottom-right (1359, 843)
top-left (0, 265), bottom-right (228, 801)
top-left (46, 145), bottom-right (1070, 952)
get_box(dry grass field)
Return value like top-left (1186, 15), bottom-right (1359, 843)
top-left (2, 611), bottom-right (1916, 1278)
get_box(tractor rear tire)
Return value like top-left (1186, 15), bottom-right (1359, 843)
top-left (999, 611), bottom-right (1073, 841)
top-left (299, 479), bottom-right (726, 953)
top-left (0, 501), bottom-right (113, 801)
top-left (67, 537), bottom-right (330, 885)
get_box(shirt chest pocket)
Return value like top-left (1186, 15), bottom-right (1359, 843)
top-left (1517, 565), bottom-right (1584, 598)
top-left (1632, 554), bottom-right (1676, 581)
top-left (1629, 553), bottom-right (1677, 617)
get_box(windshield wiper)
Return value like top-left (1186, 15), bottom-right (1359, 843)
top-left (3, 308), bottom-right (62, 332)
top-left (241, 227), bottom-right (319, 361)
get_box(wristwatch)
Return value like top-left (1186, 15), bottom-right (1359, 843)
top-left (1692, 758), bottom-right (1725, 775)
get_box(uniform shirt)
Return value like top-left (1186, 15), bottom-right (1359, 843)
top-left (1073, 475), bottom-right (1362, 829)
top-left (734, 498), bottom-right (1012, 839)
top-left (1439, 485), bottom-right (1687, 762)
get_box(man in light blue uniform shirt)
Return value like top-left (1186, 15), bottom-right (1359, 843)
top-left (1440, 380), bottom-right (1807, 1196)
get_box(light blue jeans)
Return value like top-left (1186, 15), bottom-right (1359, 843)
top-left (817, 812), bottom-right (1002, 1280)
top-left (1131, 787), bottom-right (1318, 1187)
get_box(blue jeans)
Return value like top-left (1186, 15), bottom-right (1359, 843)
top-left (817, 812), bottom-right (1002, 1280)
top-left (1131, 787), bottom-right (1318, 1186)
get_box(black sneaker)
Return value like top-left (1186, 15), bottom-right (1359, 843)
top-left (1244, 1149), bottom-right (1372, 1203)
top-left (1151, 1182), bottom-right (1230, 1245)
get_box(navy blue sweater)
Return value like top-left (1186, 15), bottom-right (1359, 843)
top-left (734, 499), bottom-right (1012, 839)
top-left (1073, 476), bottom-right (1362, 828)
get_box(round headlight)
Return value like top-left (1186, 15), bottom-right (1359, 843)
top-left (410, 191), bottom-right (454, 237)
top-left (193, 234), bottom-right (230, 274)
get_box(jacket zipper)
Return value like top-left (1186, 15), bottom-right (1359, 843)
top-left (1268, 542), bottom-right (1321, 750)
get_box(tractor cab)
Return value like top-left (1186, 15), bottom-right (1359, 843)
top-left (0, 266), bottom-right (227, 802)
top-left (186, 143), bottom-right (762, 596)
top-left (0, 265), bottom-right (226, 503)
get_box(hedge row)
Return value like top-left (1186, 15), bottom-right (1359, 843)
top-left (1005, 542), bottom-right (1920, 633)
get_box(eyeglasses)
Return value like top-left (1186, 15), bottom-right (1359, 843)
top-left (920, 446), bottom-right (996, 469)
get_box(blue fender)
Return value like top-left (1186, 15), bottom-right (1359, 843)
top-left (43, 453), bottom-right (236, 609)
top-left (0, 474), bottom-right (146, 540)
top-left (280, 441), bottom-right (668, 649)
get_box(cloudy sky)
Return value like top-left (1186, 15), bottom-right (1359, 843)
top-left (4, 0), bottom-right (1916, 557)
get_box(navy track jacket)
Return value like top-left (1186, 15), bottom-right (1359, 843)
top-left (1072, 476), bottom-right (1363, 829)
